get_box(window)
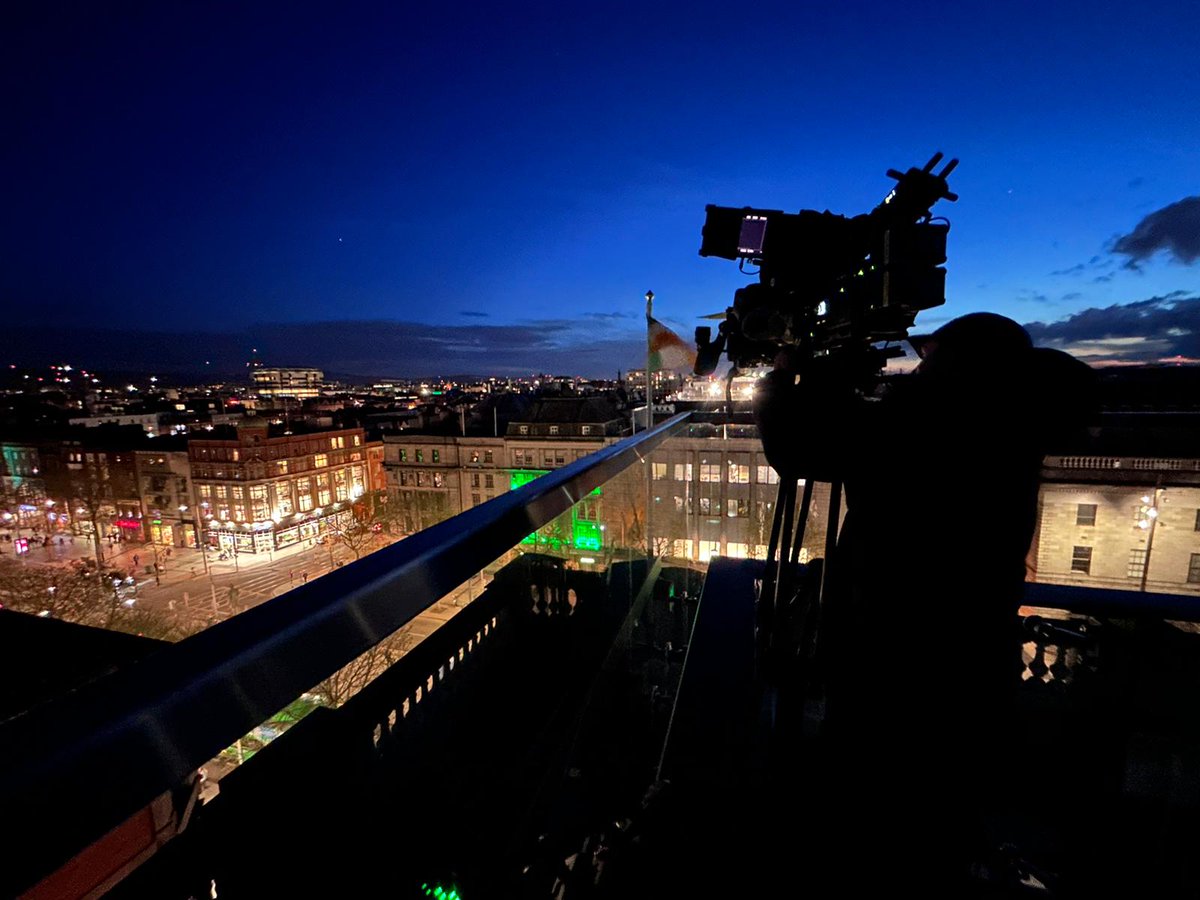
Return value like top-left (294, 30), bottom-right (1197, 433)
top-left (484, 474), bottom-right (494, 489)
top-left (353, 435), bottom-right (360, 446)
top-left (549, 425), bottom-right (560, 435)
top-left (698, 540), bottom-right (721, 562)
top-left (699, 497), bottom-right (712, 515)
top-left (581, 426), bottom-right (591, 435)
top-left (277, 460), bottom-right (289, 475)
top-left (232, 486), bottom-right (244, 500)
top-left (233, 505), bottom-right (246, 521)
top-left (674, 496), bottom-right (685, 512)
top-left (250, 485), bottom-right (267, 501)
top-left (1071, 545), bottom-right (1092, 575)
top-left (314, 453), bottom-right (328, 468)
top-left (231, 449), bottom-right (240, 462)
top-left (415, 449), bottom-right (424, 463)
top-left (399, 449), bottom-right (408, 462)
top-left (1076, 503), bottom-right (1097, 527)
top-left (576, 499), bottom-right (598, 521)
top-left (400, 471), bottom-right (411, 486)
top-left (199, 484), bottom-right (212, 499)
top-left (672, 539), bottom-right (693, 560)
top-left (652, 463), bottom-right (668, 481)
top-left (471, 451), bottom-right (480, 463)
top-left (519, 425), bottom-right (529, 435)
top-left (472, 493), bottom-right (481, 507)
top-left (432, 449), bottom-right (440, 463)
top-left (416, 472), bottom-right (426, 487)
top-left (330, 438), bottom-right (338, 450)
top-left (699, 464), bottom-right (721, 483)
top-left (726, 542), bottom-right (749, 559)
top-left (433, 473), bottom-right (445, 488)
top-left (514, 450), bottom-right (526, 466)
top-left (727, 462), bottom-right (750, 484)
top-left (472, 473), bottom-right (481, 488)
top-left (543, 451), bottom-right (554, 466)
top-left (1195, 509), bottom-right (1200, 532)
top-left (727, 498), bottom-right (749, 518)
top-left (674, 463), bottom-right (693, 482)
top-left (484, 450), bottom-right (493, 464)
top-left (318, 488), bottom-right (331, 506)
top-left (298, 494), bottom-right (313, 512)
top-left (555, 452), bottom-right (565, 465)
top-left (1190, 554), bottom-right (1200, 584)
top-left (1128, 548), bottom-right (1147, 579)
top-left (756, 465), bottom-right (780, 485)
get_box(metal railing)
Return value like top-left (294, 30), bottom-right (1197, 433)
top-left (0, 412), bottom-right (691, 897)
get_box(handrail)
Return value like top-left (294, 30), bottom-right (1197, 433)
top-left (1023, 581), bottom-right (1200, 623)
top-left (0, 412), bottom-right (691, 896)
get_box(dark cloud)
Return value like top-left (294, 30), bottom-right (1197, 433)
top-left (1016, 290), bottom-right (1053, 304)
top-left (1112, 196), bottom-right (1200, 267)
top-left (1128, 177), bottom-right (1146, 189)
top-left (1061, 292), bottom-right (1083, 301)
top-left (1024, 294), bottom-right (1200, 364)
top-left (459, 310), bottom-right (489, 318)
top-left (585, 311), bottom-right (635, 319)
top-left (1049, 263), bottom-right (1086, 277)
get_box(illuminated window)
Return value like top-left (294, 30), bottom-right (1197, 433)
top-left (432, 450), bottom-right (440, 463)
top-left (581, 425), bottom-right (591, 435)
top-left (232, 486), bottom-right (244, 500)
top-left (399, 449), bottom-right (408, 462)
top-left (330, 438), bottom-right (338, 450)
top-left (417, 472), bottom-right (426, 487)
top-left (674, 463), bottom-right (693, 482)
top-left (1190, 554), bottom-right (1200, 584)
top-left (699, 464), bottom-right (721, 483)
top-left (484, 450), bottom-right (493, 464)
top-left (1076, 504), bottom-right (1097, 526)
top-left (318, 488), bottom-right (331, 505)
top-left (549, 426), bottom-right (559, 435)
top-left (756, 465), bottom-right (780, 485)
top-left (699, 498), bottom-right (712, 515)
top-left (1128, 548), bottom-right (1146, 579)
top-left (233, 505), bottom-right (246, 521)
top-left (727, 462), bottom-right (750, 484)
top-left (433, 473), bottom-right (445, 488)
top-left (514, 450), bottom-right (526, 466)
top-left (314, 454), bottom-right (328, 468)
top-left (1071, 545), bottom-right (1092, 574)
top-left (298, 494), bottom-right (313, 512)
top-left (727, 542), bottom-right (749, 559)
top-left (727, 498), bottom-right (749, 518)
top-left (199, 484), bottom-right (212, 499)
top-left (415, 450), bottom-right (424, 463)
top-left (353, 435), bottom-right (360, 446)
top-left (652, 463), bottom-right (668, 481)
top-left (519, 425), bottom-right (529, 435)
top-left (672, 539), bottom-right (693, 560)
top-left (471, 451), bottom-right (480, 463)
top-left (698, 540), bottom-right (721, 562)
top-left (277, 460), bottom-right (289, 475)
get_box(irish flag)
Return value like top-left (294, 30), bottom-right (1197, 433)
top-left (648, 315), bottom-right (697, 373)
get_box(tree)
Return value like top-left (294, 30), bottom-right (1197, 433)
top-left (311, 625), bottom-right (417, 708)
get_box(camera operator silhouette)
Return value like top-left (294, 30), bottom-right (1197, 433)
top-left (754, 311), bottom-right (1097, 890)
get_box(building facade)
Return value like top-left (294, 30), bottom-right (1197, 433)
top-left (1031, 453), bottom-right (1200, 596)
top-left (134, 449), bottom-right (198, 548)
top-left (189, 419), bottom-right (370, 553)
top-left (250, 368), bottom-right (325, 399)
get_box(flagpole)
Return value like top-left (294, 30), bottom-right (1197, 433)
top-left (645, 289), bottom-right (654, 560)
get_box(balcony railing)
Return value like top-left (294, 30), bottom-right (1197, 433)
top-left (0, 413), bottom-right (692, 898)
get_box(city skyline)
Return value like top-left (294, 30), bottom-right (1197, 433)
top-left (5, 1), bottom-right (1199, 374)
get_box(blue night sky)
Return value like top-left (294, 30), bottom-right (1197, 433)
top-left (4, 1), bottom-right (1198, 376)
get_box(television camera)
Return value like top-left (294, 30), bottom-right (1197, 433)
top-left (693, 153), bottom-right (958, 377)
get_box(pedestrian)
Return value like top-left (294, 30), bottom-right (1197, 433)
top-left (302, 571), bottom-right (308, 583)
top-left (133, 554), bottom-right (140, 567)
top-left (166, 547), bottom-right (172, 558)
top-left (289, 569), bottom-right (294, 584)
top-left (191, 566), bottom-right (197, 577)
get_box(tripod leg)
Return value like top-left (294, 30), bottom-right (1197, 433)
top-left (788, 479), bottom-right (814, 568)
top-left (759, 479), bottom-right (792, 644)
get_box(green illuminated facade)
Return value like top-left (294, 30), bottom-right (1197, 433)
top-left (509, 469), bottom-right (604, 552)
